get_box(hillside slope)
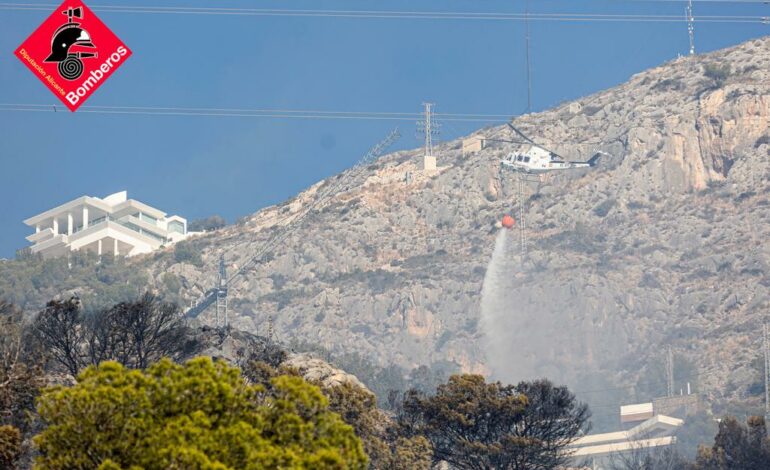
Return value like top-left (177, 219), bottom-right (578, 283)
top-left (5, 37), bottom-right (769, 411)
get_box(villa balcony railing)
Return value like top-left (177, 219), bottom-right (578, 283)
top-left (67, 215), bottom-right (170, 243)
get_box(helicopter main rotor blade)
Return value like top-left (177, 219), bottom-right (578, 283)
top-left (507, 123), bottom-right (538, 146)
top-left (507, 123), bottom-right (566, 159)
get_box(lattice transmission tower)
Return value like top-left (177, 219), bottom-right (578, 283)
top-left (417, 102), bottom-right (440, 157)
top-left (215, 254), bottom-right (228, 328)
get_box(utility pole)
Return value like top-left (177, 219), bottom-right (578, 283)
top-left (687, 0), bottom-right (696, 55)
top-left (666, 346), bottom-right (675, 397)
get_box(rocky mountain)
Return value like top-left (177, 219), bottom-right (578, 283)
top-left (6, 37), bottom-right (769, 415)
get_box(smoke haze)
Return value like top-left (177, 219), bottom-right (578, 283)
top-left (480, 229), bottom-right (575, 386)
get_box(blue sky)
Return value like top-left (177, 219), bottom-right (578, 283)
top-left (0, 0), bottom-right (767, 257)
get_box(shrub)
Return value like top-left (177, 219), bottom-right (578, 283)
top-left (188, 215), bottom-right (226, 232)
top-left (652, 78), bottom-right (684, 92)
top-left (0, 425), bottom-right (22, 469)
top-left (161, 272), bottom-right (181, 294)
top-left (34, 358), bottom-right (367, 469)
top-left (593, 198), bottom-right (616, 217)
top-left (703, 63), bottom-right (731, 87)
top-left (173, 241), bottom-right (203, 267)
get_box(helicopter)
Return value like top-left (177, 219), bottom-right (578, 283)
top-left (494, 124), bottom-right (607, 174)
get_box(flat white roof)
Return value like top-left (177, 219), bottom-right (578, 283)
top-left (570, 436), bottom-right (676, 458)
top-left (24, 191), bottom-right (167, 226)
top-left (570, 415), bottom-right (684, 448)
top-left (621, 402), bottom-right (654, 416)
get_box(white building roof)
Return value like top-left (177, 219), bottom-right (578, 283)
top-left (23, 191), bottom-right (189, 258)
top-left (24, 191), bottom-right (166, 226)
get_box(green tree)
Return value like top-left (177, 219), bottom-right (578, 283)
top-left (245, 361), bottom-right (431, 470)
top-left (401, 375), bottom-right (589, 470)
top-left (692, 416), bottom-right (770, 470)
top-left (34, 357), bottom-right (367, 469)
top-left (324, 382), bottom-right (431, 470)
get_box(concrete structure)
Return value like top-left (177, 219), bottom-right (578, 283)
top-left (653, 394), bottom-right (701, 418)
top-left (421, 155), bottom-right (437, 171)
top-left (24, 191), bottom-right (190, 258)
top-left (461, 136), bottom-right (486, 156)
top-left (568, 414), bottom-right (684, 469)
top-left (620, 402), bottom-right (655, 424)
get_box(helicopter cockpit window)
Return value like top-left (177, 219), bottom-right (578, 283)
top-left (523, 156), bottom-right (530, 163)
top-left (516, 156), bottom-right (523, 162)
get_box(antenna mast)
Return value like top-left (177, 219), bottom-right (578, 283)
top-left (687, 0), bottom-right (696, 55)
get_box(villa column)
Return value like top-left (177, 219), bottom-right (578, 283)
top-left (82, 207), bottom-right (89, 230)
top-left (97, 239), bottom-right (102, 256)
top-left (113, 239), bottom-right (119, 257)
top-left (67, 213), bottom-right (73, 235)
top-left (52, 218), bottom-right (58, 234)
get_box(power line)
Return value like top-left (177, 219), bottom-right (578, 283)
top-left (0, 103), bottom-right (511, 122)
top-left (622, 0), bottom-right (768, 3)
top-left (0, 3), bottom-right (766, 23)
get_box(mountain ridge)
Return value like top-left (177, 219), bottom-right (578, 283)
top-left (3, 36), bottom-right (769, 414)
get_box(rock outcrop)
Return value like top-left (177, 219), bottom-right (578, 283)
top-left (160, 38), bottom-right (769, 411)
top-left (12, 37), bottom-right (769, 411)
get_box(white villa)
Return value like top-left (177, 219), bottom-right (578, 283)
top-left (24, 191), bottom-right (191, 258)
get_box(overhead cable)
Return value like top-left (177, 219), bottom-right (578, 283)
top-left (0, 103), bottom-right (512, 122)
top-left (0, 3), bottom-right (766, 23)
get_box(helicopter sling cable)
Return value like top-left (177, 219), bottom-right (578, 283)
top-left (489, 122), bottom-right (608, 258)
top-left (185, 128), bottom-right (402, 326)
top-left (487, 124), bottom-right (541, 258)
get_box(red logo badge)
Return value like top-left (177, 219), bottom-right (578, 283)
top-left (14, 1), bottom-right (132, 111)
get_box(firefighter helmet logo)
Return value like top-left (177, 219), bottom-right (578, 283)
top-left (44, 7), bottom-right (98, 81)
top-left (15, 0), bottom-right (131, 111)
